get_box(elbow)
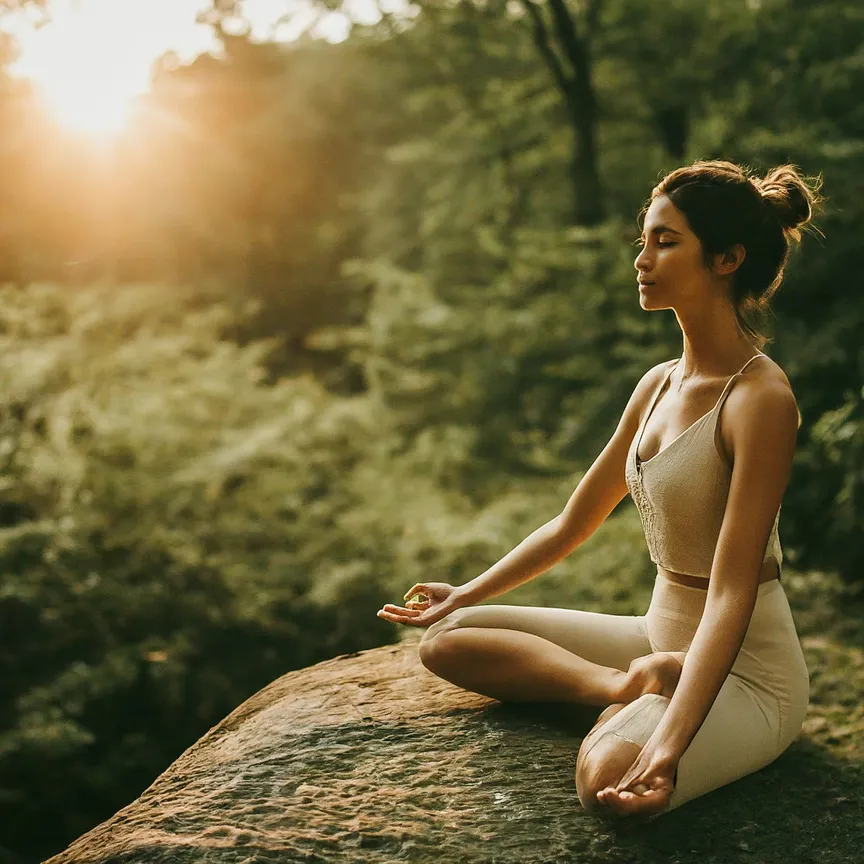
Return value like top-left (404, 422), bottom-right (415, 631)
top-left (549, 515), bottom-right (588, 556)
top-left (703, 587), bottom-right (758, 639)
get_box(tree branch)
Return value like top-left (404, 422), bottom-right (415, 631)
top-left (585, 0), bottom-right (603, 38)
top-left (519, 1), bottom-right (572, 98)
top-left (546, 0), bottom-right (590, 77)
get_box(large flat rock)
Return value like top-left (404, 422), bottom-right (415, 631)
top-left (46, 634), bottom-right (627, 863)
top-left (46, 633), bottom-right (821, 864)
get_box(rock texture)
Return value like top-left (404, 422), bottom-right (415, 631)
top-left (47, 632), bottom-right (631, 864)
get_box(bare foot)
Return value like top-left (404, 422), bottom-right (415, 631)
top-left (620, 651), bottom-right (686, 703)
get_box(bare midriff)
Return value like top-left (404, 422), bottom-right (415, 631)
top-left (659, 558), bottom-right (780, 591)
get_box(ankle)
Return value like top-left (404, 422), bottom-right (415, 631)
top-left (613, 668), bottom-right (639, 704)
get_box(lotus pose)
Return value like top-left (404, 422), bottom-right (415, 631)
top-left (377, 160), bottom-right (819, 819)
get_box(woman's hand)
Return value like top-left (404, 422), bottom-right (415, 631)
top-left (595, 739), bottom-right (679, 819)
top-left (376, 581), bottom-right (465, 628)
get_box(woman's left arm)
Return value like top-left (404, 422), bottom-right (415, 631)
top-left (599, 380), bottom-right (800, 816)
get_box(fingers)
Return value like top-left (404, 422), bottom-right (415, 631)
top-left (376, 606), bottom-right (428, 626)
top-left (405, 599), bottom-right (430, 609)
top-left (375, 609), bottom-right (430, 627)
top-left (403, 584), bottom-right (429, 602)
top-left (382, 603), bottom-right (423, 615)
top-left (596, 785), bottom-right (669, 818)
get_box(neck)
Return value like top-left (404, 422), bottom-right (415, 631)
top-left (675, 297), bottom-right (761, 381)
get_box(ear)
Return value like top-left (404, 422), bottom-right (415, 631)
top-left (712, 243), bottom-right (746, 276)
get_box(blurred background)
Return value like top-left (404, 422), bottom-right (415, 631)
top-left (0, 0), bottom-right (861, 860)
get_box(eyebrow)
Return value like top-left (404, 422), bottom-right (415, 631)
top-left (641, 224), bottom-right (683, 237)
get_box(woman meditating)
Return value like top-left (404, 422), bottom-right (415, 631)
top-left (376, 160), bottom-right (819, 819)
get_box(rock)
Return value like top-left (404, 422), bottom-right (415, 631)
top-left (45, 634), bottom-right (607, 864)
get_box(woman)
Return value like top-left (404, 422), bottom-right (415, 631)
top-left (376, 160), bottom-right (820, 819)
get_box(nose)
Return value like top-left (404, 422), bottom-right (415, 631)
top-left (634, 245), bottom-right (652, 274)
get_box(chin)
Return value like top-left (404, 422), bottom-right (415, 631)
top-left (639, 289), bottom-right (669, 311)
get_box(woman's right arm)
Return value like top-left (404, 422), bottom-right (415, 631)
top-left (454, 361), bottom-right (670, 607)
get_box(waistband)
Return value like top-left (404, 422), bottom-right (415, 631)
top-left (650, 570), bottom-right (783, 620)
top-left (657, 570), bottom-right (782, 596)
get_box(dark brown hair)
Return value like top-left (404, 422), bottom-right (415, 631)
top-left (641, 160), bottom-right (823, 349)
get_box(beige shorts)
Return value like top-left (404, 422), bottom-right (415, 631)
top-left (425, 571), bottom-right (810, 814)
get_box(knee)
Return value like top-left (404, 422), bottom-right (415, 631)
top-left (575, 731), bottom-right (642, 814)
top-left (418, 611), bottom-right (463, 669)
top-left (574, 693), bottom-right (671, 813)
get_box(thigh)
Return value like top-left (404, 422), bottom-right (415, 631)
top-left (668, 674), bottom-right (781, 811)
top-left (423, 604), bottom-right (652, 673)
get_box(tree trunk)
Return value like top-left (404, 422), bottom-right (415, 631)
top-left (566, 63), bottom-right (604, 226)
top-left (522, 0), bottom-right (605, 226)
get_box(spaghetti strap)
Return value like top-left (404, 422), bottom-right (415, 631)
top-left (634, 354), bottom-right (768, 467)
top-left (714, 353), bottom-right (768, 408)
top-left (737, 353), bottom-right (768, 375)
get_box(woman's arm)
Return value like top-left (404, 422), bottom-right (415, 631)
top-left (458, 361), bottom-right (673, 606)
top-left (553, 360), bottom-right (675, 552)
top-left (649, 380), bottom-right (800, 760)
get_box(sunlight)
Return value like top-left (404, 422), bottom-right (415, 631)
top-left (4, 0), bottom-right (417, 137)
top-left (9, 0), bottom-right (215, 137)
top-left (37, 58), bottom-right (138, 136)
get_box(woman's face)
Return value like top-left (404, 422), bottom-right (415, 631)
top-left (634, 194), bottom-right (710, 310)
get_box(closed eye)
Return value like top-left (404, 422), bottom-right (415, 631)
top-left (634, 238), bottom-right (675, 247)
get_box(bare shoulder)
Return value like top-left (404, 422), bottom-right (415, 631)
top-left (722, 355), bottom-right (801, 462)
top-left (736, 354), bottom-right (800, 424)
top-left (627, 358), bottom-right (678, 422)
top-left (752, 354), bottom-right (794, 391)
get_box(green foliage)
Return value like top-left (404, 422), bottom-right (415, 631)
top-left (0, 282), bottom-right (395, 859)
top-left (344, 220), bottom-right (669, 496)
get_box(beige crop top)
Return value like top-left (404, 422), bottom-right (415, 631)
top-left (624, 353), bottom-right (794, 581)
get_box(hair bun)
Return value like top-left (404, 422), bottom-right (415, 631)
top-left (755, 164), bottom-right (822, 239)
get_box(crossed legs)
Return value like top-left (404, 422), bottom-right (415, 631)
top-left (419, 622), bottom-right (633, 705)
top-left (417, 603), bottom-right (681, 812)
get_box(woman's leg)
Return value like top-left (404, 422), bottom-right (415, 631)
top-left (577, 577), bottom-right (805, 815)
top-left (418, 604), bottom-right (677, 707)
top-left (577, 674), bottom-right (780, 815)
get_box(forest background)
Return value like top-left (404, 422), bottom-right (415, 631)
top-left (0, 1), bottom-right (862, 861)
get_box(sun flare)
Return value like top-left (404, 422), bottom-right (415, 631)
top-left (7, 0), bottom-right (215, 138)
top-left (9, 1), bottom-right (151, 137)
top-left (5, 0), bottom-right (380, 137)
top-left (37, 64), bottom-right (138, 136)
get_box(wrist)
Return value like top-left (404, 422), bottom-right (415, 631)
top-left (649, 727), bottom-right (688, 764)
top-left (452, 583), bottom-right (476, 607)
